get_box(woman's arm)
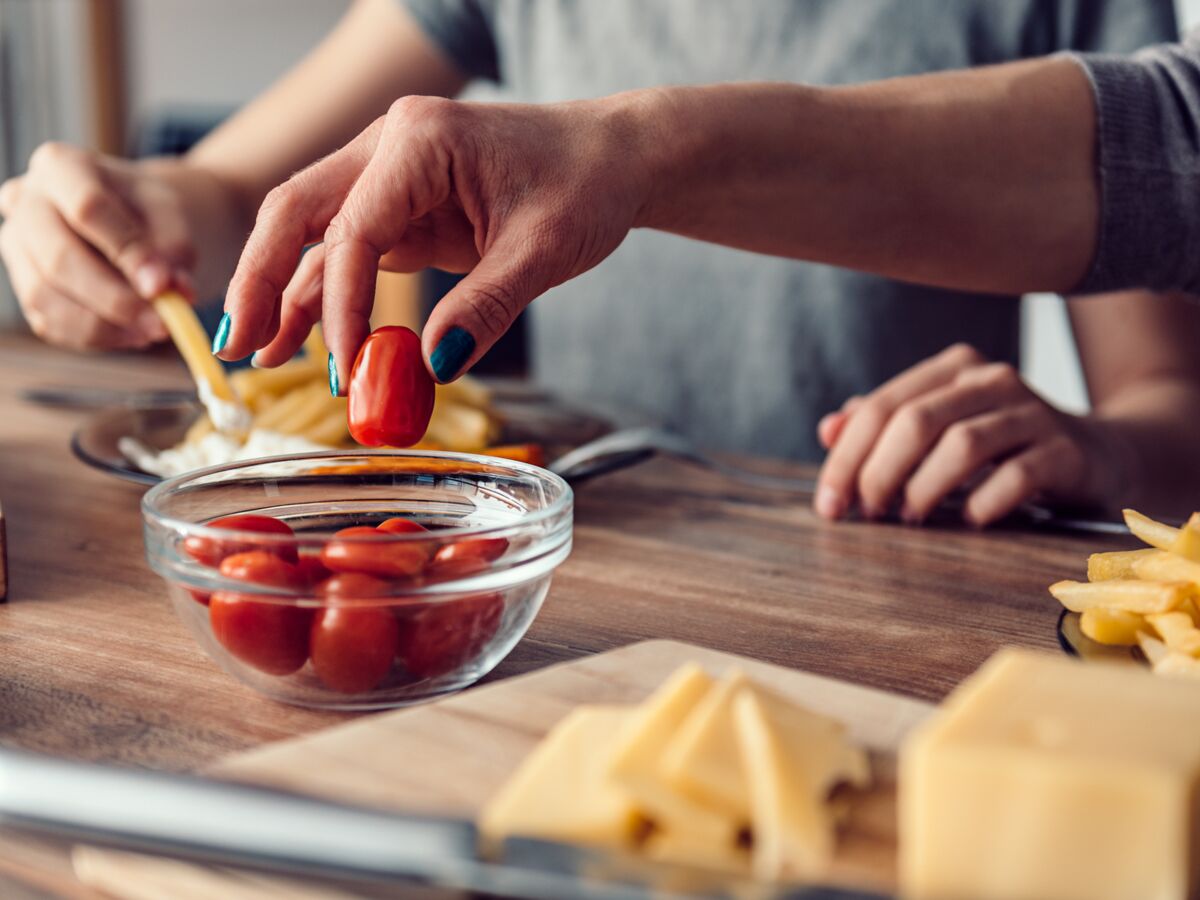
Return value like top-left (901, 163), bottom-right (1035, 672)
top-left (1067, 290), bottom-right (1200, 518)
top-left (172, 0), bottom-right (467, 296)
top-left (0, 0), bottom-right (465, 350)
top-left (220, 41), bottom-right (1200, 382)
top-left (636, 58), bottom-right (1099, 296)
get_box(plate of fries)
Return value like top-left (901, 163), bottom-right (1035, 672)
top-left (71, 321), bottom-right (611, 484)
top-left (1053, 509), bottom-right (1200, 679)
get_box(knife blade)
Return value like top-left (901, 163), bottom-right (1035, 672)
top-left (0, 748), bottom-right (888, 899)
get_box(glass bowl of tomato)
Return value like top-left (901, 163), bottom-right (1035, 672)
top-left (142, 450), bottom-right (572, 709)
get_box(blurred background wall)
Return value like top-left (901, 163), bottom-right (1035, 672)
top-left (1, 0), bottom-right (1198, 408)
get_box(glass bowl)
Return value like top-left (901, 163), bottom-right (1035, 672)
top-left (142, 451), bottom-right (573, 709)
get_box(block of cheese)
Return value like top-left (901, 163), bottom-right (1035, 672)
top-left (659, 669), bottom-right (753, 821)
top-left (606, 663), bottom-right (737, 843)
top-left (900, 648), bottom-right (1200, 900)
top-left (735, 688), bottom-right (870, 881)
top-left (478, 705), bottom-right (643, 849)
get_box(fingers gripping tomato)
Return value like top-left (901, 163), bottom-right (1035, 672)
top-left (347, 326), bottom-right (435, 447)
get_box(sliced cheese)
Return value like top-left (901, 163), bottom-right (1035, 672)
top-left (642, 827), bottom-right (750, 876)
top-left (734, 687), bottom-right (869, 881)
top-left (900, 648), bottom-right (1200, 900)
top-left (606, 664), bottom-right (735, 842)
top-left (659, 669), bottom-right (752, 821)
top-left (479, 706), bottom-right (642, 849)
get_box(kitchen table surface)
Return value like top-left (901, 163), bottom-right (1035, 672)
top-left (0, 333), bottom-right (1132, 898)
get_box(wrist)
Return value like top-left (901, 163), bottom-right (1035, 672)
top-left (1073, 415), bottom-right (1144, 512)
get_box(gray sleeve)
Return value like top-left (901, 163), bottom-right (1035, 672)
top-left (1068, 30), bottom-right (1200, 294)
top-left (399, 0), bottom-right (499, 82)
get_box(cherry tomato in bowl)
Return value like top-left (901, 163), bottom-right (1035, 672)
top-left (425, 537), bottom-right (509, 580)
top-left (321, 525), bottom-right (433, 578)
top-left (347, 326), bottom-right (435, 447)
top-left (209, 551), bottom-right (311, 676)
top-left (396, 591), bottom-right (505, 678)
top-left (310, 573), bottom-right (399, 693)
top-left (184, 514), bottom-right (298, 567)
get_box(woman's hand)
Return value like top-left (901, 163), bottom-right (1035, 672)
top-left (814, 343), bottom-right (1126, 526)
top-left (216, 93), bottom-right (654, 387)
top-left (0, 143), bottom-right (199, 350)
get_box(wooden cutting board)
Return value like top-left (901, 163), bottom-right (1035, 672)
top-left (72, 640), bottom-right (933, 898)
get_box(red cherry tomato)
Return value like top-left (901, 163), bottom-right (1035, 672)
top-left (425, 537), bottom-right (509, 580)
top-left (395, 592), bottom-right (504, 678)
top-left (316, 572), bottom-right (390, 600)
top-left (377, 517), bottom-right (426, 535)
top-left (294, 553), bottom-right (333, 587)
top-left (184, 514), bottom-right (297, 568)
top-left (209, 551), bottom-right (310, 675)
top-left (347, 326), bottom-right (435, 447)
top-left (321, 525), bottom-right (432, 578)
top-left (311, 570), bottom-right (400, 694)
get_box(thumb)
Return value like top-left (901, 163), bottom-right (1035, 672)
top-left (421, 233), bottom-right (552, 383)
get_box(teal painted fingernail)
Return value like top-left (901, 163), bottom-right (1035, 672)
top-left (429, 326), bottom-right (475, 382)
top-left (211, 313), bottom-right (231, 354)
top-left (327, 352), bottom-right (339, 396)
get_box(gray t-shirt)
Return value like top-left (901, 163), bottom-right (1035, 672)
top-left (403, 0), bottom-right (1176, 459)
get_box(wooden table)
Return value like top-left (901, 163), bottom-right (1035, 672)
top-left (0, 333), bottom-right (1133, 897)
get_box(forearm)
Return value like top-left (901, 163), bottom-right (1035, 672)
top-left (154, 0), bottom-right (466, 297)
top-left (631, 57), bottom-right (1098, 294)
top-left (1085, 380), bottom-right (1200, 518)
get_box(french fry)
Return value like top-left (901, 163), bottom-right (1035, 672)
top-left (1153, 652), bottom-right (1200, 679)
top-left (1079, 608), bottom-right (1145, 646)
top-left (304, 407), bottom-right (351, 447)
top-left (1138, 631), bottom-right (1170, 666)
top-left (152, 291), bottom-right (241, 410)
top-left (1122, 509), bottom-right (1180, 551)
top-left (1132, 551), bottom-right (1200, 589)
top-left (424, 402), bottom-right (495, 450)
top-left (1146, 612), bottom-right (1200, 656)
top-left (279, 391), bottom-right (343, 437)
top-left (1169, 512), bottom-right (1200, 564)
top-left (435, 375), bottom-right (492, 410)
top-left (1049, 579), bottom-right (1189, 615)
top-left (1086, 548), bottom-right (1159, 582)
top-left (230, 359), bottom-right (322, 405)
top-left (253, 382), bottom-right (329, 433)
top-left (183, 414), bottom-right (215, 445)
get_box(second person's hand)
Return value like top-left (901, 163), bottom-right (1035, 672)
top-left (0, 143), bottom-right (198, 350)
top-left (813, 343), bottom-right (1129, 526)
top-left (217, 93), bottom-right (657, 388)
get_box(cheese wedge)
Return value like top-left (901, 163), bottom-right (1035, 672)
top-left (734, 688), bottom-right (870, 881)
top-left (479, 706), bottom-right (643, 849)
top-left (660, 669), bottom-right (752, 821)
top-left (606, 664), bottom-right (736, 842)
top-left (900, 648), bottom-right (1200, 900)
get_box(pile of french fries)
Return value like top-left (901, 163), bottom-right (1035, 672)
top-left (1050, 509), bottom-right (1200, 679)
top-left (184, 328), bottom-right (502, 451)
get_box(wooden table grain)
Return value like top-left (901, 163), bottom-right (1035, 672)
top-left (0, 333), bottom-right (1133, 896)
